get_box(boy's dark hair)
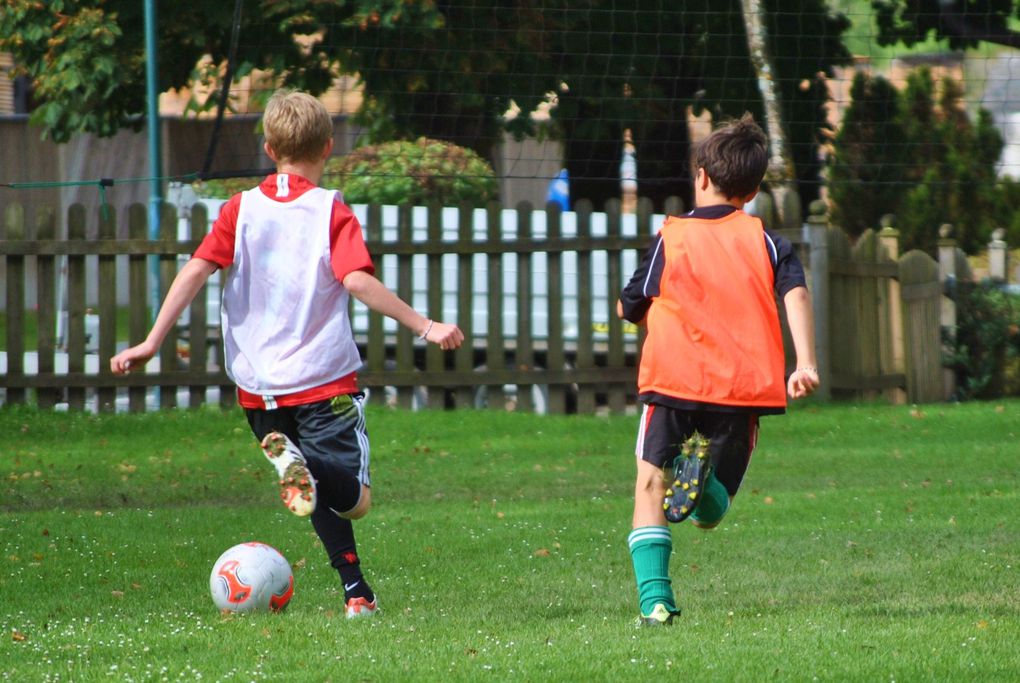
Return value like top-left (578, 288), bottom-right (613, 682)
top-left (695, 113), bottom-right (769, 200)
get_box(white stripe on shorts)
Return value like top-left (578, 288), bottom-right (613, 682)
top-left (635, 403), bottom-right (652, 460)
top-left (352, 394), bottom-right (371, 486)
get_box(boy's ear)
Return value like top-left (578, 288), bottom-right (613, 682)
top-left (321, 138), bottom-right (334, 160)
top-left (696, 167), bottom-right (711, 191)
top-left (263, 141), bottom-right (278, 162)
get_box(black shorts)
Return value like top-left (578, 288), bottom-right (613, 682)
top-left (635, 404), bottom-right (759, 497)
top-left (245, 393), bottom-right (371, 487)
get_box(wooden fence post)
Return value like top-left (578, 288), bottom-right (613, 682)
top-left (66, 204), bottom-right (87, 410)
top-left (515, 201), bottom-right (536, 413)
top-left (425, 203), bottom-right (446, 410)
top-left (127, 204), bottom-right (149, 412)
top-left (879, 216), bottom-right (906, 404)
top-left (36, 207), bottom-right (58, 409)
top-left (454, 202), bottom-right (474, 409)
top-left (97, 204), bottom-right (117, 412)
top-left (3, 204), bottom-right (26, 406)
top-left (806, 200), bottom-right (830, 400)
top-left (574, 199), bottom-right (595, 414)
top-left (937, 223), bottom-right (957, 400)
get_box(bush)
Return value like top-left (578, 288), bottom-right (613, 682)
top-left (828, 69), bottom-right (1005, 255)
top-left (944, 280), bottom-right (1020, 399)
top-left (191, 138), bottom-right (498, 207)
top-left (324, 137), bottom-right (497, 206)
top-left (190, 175), bottom-right (262, 200)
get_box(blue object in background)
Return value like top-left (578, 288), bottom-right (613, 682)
top-left (546, 168), bottom-right (570, 210)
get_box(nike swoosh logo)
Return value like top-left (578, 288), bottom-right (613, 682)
top-left (344, 581), bottom-right (360, 591)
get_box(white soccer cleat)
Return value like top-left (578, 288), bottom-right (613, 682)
top-left (345, 596), bottom-right (378, 619)
top-left (260, 432), bottom-right (317, 517)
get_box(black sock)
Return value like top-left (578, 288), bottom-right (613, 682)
top-left (338, 562), bottom-right (374, 602)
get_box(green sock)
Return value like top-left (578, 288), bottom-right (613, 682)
top-left (690, 472), bottom-right (730, 526)
top-left (628, 526), bottom-right (676, 615)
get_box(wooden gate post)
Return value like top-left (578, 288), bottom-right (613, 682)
top-left (806, 200), bottom-right (830, 400)
top-left (803, 200), bottom-right (828, 401)
top-left (879, 217), bottom-right (906, 404)
top-left (937, 224), bottom-right (957, 400)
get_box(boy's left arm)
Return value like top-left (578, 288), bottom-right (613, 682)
top-left (343, 269), bottom-right (464, 350)
top-left (783, 285), bottom-right (820, 398)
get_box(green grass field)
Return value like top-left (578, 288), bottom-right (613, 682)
top-left (2, 401), bottom-right (1018, 681)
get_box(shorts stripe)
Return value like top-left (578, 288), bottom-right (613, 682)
top-left (635, 404), bottom-right (656, 460)
top-left (352, 394), bottom-right (371, 486)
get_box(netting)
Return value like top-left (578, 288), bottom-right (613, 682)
top-left (3, 1), bottom-right (1020, 250)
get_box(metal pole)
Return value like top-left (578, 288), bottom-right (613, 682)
top-left (144, 0), bottom-right (163, 323)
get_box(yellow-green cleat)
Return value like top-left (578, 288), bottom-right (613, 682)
top-left (636, 603), bottom-right (682, 627)
top-left (663, 432), bottom-right (712, 524)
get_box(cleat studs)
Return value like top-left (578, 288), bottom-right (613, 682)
top-left (689, 492), bottom-right (697, 500)
top-left (680, 506), bottom-right (688, 514)
top-left (682, 482), bottom-right (690, 490)
top-left (692, 479), bottom-right (699, 486)
top-left (663, 503), bottom-right (670, 510)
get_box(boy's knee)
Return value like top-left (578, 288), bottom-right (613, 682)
top-left (635, 462), bottom-right (666, 495)
top-left (338, 485), bottom-right (371, 520)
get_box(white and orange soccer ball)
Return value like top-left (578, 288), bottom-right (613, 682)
top-left (209, 542), bottom-right (294, 613)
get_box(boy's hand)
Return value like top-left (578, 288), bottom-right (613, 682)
top-left (787, 366), bottom-right (819, 399)
top-left (110, 342), bottom-right (158, 375)
top-left (423, 321), bottom-right (464, 351)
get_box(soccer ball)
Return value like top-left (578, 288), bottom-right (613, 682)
top-left (209, 542), bottom-right (294, 613)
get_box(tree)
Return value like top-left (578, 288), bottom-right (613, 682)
top-left (540, 0), bottom-right (851, 211)
top-left (828, 72), bottom-right (908, 239)
top-left (897, 71), bottom-right (1004, 254)
top-left (0, 1), bottom-right (339, 142)
top-left (873, 0), bottom-right (1020, 50)
top-left (1, 1), bottom-right (851, 213)
top-left (828, 68), bottom-right (1005, 254)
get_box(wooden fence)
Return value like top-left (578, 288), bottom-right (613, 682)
top-left (0, 196), bottom-right (957, 413)
top-left (801, 204), bottom-right (945, 405)
top-left (1, 198), bottom-right (675, 414)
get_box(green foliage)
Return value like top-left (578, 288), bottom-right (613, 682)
top-left (945, 280), bottom-right (1020, 399)
top-left (828, 72), bottom-right (907, 237)
top-left (190, 139), bottom-right (497, 206)
top-left (323, 138), bottom-right (497, 206)
top-left (828, 68), bottom-right (1006, 254)
top-left (1, 0), bottom-right (852, 214)
top-left (872, 0), bottom-right (1020, 51)
top-left (190, 175), bottom-right (263, 200)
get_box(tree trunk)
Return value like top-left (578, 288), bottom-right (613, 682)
top-left (739, 0), bottom-right (796, 228)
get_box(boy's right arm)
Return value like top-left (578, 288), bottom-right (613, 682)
top-left (110, 258), bottom-right (218, 374)
top-left (783, 285), bottom-right (820, 398)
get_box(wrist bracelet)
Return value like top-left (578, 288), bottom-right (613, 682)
top-left (419, 319), bottom-right (434, 340)
top-left (796, 366), bottom-right (817, 374)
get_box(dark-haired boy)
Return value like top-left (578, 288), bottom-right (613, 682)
top-left (617, 113), bottom-right (820, 626)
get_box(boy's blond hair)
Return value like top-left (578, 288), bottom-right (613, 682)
top-left (262, 90), bottom-right (333, 164)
